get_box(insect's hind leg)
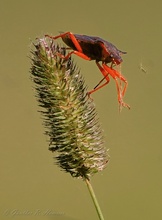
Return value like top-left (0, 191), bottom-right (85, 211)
top-left (45, 32), bottom-right (92, 61)
top-left (45, 32), bottom-right (83, 52)
top-left (45, 32), bottom-right (71, 40)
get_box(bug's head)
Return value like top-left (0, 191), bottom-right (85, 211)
top-left (104, 40), bottom-right (127, 65)
top-left (111, 50), bottom-right (127, 65)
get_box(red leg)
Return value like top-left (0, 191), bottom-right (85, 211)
top-left (54, 50), bottom-right (91, 61)
top-left (45, 32), bottom-right (83, 52)
top-left (102, 64), bottom-right (130, 109)
top-left (103, 64), bottom-right (128, 97)
top-left (45, 32), bottom-right (91, 61)
top-left (88, 62), bottom-right (110, 96)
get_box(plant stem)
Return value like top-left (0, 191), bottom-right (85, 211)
top-left (85, 178), bottom-right (105, 220)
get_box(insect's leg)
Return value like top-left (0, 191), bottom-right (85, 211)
top-left (94, 75), bottom-right (109, 90)
top-left (55, 50), bottom-right (91, 61)
top-left (72, 51), bottom-right (91, 60)
top-left (45, 32), bottom-right (71, 40)
top-left (45, 32), bottom-right (92, 60)
top-left (88, 62), bottom-right (110, 96)
top-left (102, 64), bottom-right (130, 109)
top-left (45, 32), bottom-right (83, 52)
top-left (104, 65), bottom-right (128, 97)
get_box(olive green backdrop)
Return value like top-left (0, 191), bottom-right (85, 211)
top-left (0, 0), bottom-right (162, 220)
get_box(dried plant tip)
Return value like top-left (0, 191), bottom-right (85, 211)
top-left (30, 37), bottom-right (109, 179)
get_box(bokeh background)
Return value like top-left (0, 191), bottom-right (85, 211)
top-left (0, 0), bottom-right (162, 220)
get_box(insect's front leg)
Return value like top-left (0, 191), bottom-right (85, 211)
top-left (102, 64), bottom-right (130, 109)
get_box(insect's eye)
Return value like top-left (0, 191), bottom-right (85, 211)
top-left (110, 54), bottom-right (115, 62)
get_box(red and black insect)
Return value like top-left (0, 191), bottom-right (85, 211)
top-left (45, 32), bottom-right (130, 109)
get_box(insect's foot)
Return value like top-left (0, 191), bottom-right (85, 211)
top-left (45, 34), bottom-right (51, 39)
top-left (119, 100), bottom-right (130, 112)
top-left (45, 34), bottom-right (54, 39)
top-left (87, 92), bottom-right (94, 101)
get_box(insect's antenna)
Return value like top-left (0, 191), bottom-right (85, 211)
top-left (119, 51), bottom-right (127, 55)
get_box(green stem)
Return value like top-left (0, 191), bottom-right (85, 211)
top-left (85, 178), bottom-right (105, 220)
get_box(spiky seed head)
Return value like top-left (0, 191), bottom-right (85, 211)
top-left (30, 37), bottom-right (109, 179)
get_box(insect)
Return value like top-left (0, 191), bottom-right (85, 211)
top-left (45, 32), bottom-right (130, 109)
top-left (139, 62), bottom-right (147, 74)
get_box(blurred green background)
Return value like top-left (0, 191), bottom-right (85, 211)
top-left (0, 0), bottom-right (162, 219)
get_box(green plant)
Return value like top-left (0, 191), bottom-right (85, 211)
top-left (30, 37), bottom-right (109, 220)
